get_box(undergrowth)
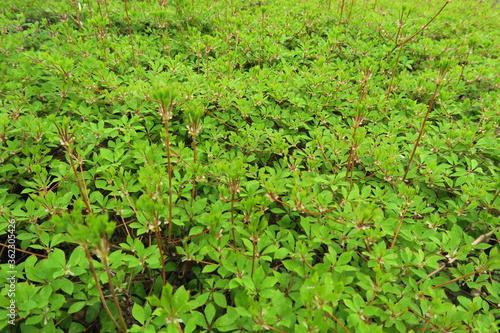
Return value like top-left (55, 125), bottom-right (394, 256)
top-left (0, 0), bottom-right (499, 332)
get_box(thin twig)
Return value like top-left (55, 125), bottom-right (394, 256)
top-left (427, 230), bottom-right (495, 278)
top-left (386, 0), bottom-right (451, 56)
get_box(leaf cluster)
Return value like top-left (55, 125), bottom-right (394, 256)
top-left (0, 0), bottom-right (499, 332)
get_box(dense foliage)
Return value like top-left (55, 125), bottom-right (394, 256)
top-left (0, 0), bottom-right (499, 332)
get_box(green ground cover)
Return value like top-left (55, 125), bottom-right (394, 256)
top-left (0, 0), bottom-right (499, 332)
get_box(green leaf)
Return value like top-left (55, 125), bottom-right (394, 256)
top-left (100, 148), bottom-right (114, 162)
top-left (184, 311), bottom-right (205, 333)
top-left (202, 264), bottom-right (219, 273)
top-left (48, 248), bottom-right (66, 268)
top-left (189, 226), bottom-right (206, 236)
top-left (259, 277), bottom-right (278, 290)
top-left (25, 315), bottom-right (43, 325)
top-left (234, 306), bottom-right (252, 318)
top-left (337, 251), bottom-right (352, 266)
top-left (68, 301), bottom-right (86, 314)
top-left (282, 259), bottom-right (304, 276)
top-left (204, 302), bottom-right (216, 324)
top-left (51, 278), bottom-right (74, 294)
top-left (213, 309), bottom-right (239, 329)
top-left (487, 247), bottom-right (500, 270)
top-left (132, 303), bottom-right (146, 325)
top-left (173, 285), bottom-right (191, 313)
top-left (18, 300), bottom-right (38, 312)
top-left (193, 293), bottom-right (210, 308)
top-left (274, 247), bottom-right (289, 259)
top-left (213, 292), bottom-right (227, 308)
